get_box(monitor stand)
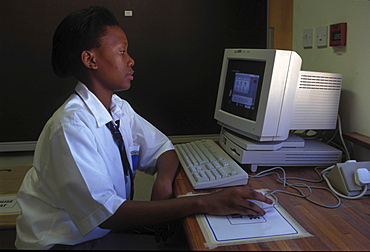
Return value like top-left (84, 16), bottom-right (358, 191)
top-left (219, 128), bottom-right (342, 172)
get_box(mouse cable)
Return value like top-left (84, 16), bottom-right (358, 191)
top-left (250, 166), bottom-right (342, 209)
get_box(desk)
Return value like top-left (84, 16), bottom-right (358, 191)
top-left (174, 166), bottom-right (370, 251)
top-left (0, 166), bottom-right (31, 249)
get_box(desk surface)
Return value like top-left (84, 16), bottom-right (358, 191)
top-left (0, 166), bottom-right (31, 229)
top-left (174, 166), bottom-right (370, 251)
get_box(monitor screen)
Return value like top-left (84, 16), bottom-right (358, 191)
top-left (221, 59), bottom-right (265, 122)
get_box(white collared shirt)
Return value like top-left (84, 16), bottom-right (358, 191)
top-left (15, 82), bottom-right (174, 250)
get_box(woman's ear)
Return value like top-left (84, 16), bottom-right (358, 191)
top-left (81, 50), bottom-right (98, 69)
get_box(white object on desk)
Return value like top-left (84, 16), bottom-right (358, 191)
top-left (0, 195), bottom-right (21, 214)
top-left (246, 198), bottom-right (274, 212)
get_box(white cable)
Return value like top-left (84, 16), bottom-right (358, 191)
top-left (250, 166), bottom-right (341, 209)
top-left (337, 115), bottom-right (351, 160)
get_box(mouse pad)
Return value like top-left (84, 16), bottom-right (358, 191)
top-left (193, 189), bottom-right (312, 249)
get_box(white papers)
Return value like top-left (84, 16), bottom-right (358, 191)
top-left (0, 195), bottom-right (21, 214)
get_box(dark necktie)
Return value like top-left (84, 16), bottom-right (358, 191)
top-left (106, 120), bottom-right (134, 200)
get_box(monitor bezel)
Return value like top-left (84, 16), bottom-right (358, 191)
top-left (214, 49), bottom-right (302, 141)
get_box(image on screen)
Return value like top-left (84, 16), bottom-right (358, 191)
top-left (231, 72), bottom-right (259, 109)
top-left (221, 59), bottom-right (265, 121)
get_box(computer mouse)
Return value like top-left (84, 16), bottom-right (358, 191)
top-left (246, 198), bottom-right (275, 212)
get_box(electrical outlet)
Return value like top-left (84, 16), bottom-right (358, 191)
top-left (326, 161), bottom-right (370, 196)
top-left (303, 28), bottom-right (313, 48)
top-left (316, 26), bottom-right (328, 47)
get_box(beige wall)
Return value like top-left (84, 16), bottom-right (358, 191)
top-left (292, 0), bottom-right (370, 161)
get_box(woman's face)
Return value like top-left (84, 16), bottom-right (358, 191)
top-left (90, 25), bottom-right (135, 92)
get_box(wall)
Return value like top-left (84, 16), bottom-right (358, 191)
top-left (0, 0), bottom-right (267, 151)
top-left (292, 0), bottom-right (370, 161)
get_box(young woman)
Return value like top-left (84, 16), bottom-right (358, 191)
top-left (15, 6), bottom-right (272, 250)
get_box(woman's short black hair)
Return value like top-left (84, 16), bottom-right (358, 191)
top-left (52, 6), bottom-right (119, 78)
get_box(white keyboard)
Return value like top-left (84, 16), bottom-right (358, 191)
top-left (174, 139), bottom-right (248, 189)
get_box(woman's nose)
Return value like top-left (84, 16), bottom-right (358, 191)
top-left (128, 55), bottom-right (135, 67)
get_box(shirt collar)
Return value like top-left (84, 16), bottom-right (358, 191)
top-left (75, 82), bottom-right (124, 128)
top-left (110, 95), bottom-right (126, 122)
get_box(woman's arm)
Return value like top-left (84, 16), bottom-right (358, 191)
top-left (99, 185), bottom-right (273, 230)
top-left (150, 150), bottom-right (179, 201)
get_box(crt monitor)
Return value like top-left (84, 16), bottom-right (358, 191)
top-left (214, 49), bottom-right (302, 142)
